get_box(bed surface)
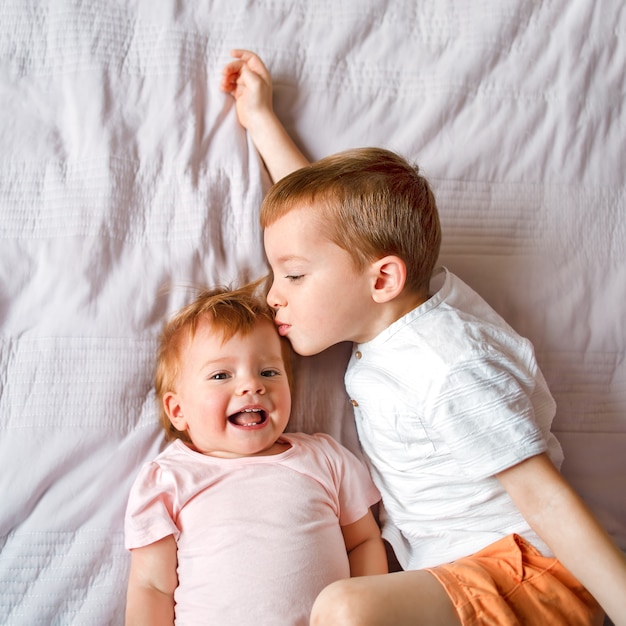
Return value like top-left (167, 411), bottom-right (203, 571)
top-left (1, 1), bottom-right (624, 623)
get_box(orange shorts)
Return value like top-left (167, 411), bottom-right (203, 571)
top-left (426, 534), bottom-right (604, 626)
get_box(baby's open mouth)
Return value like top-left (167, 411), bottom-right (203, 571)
top-left (228, 408), bottom-right (268, 427)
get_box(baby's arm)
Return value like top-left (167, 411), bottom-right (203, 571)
top-left (498, 453), bottom-right (626, 626)
top-left (220, 49), bottom-right (309, 182)
top-left (125, 535), bottom-right (178, 626)
top-left (341, 508), bottom-right (389, 577)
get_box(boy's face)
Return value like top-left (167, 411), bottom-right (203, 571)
top-left (164, 319), bottom-right (291, 458)
top-left (264, 206), bottom-right (379, 356)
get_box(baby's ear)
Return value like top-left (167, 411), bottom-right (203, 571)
top-left (163, 392), bottom-right (188, 432)
top-left (371, 255), bottom-right (407, 303)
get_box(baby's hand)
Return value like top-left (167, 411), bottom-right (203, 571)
top-left (221, 49), bottom-right (273, 131)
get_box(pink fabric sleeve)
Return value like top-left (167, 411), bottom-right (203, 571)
top-left (314, 433), bottom-right (381, 526)
top-left (124, 461), bottom-right (180, 550)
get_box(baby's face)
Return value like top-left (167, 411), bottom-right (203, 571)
top-left (164, 319), bottom-right (291, 458)
top-left (264, 205), bottom-right (379, 356)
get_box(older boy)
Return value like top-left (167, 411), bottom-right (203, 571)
top-left (222, 50), bottom-right (626, 626)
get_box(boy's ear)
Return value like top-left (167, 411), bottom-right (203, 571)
top-left (370, 255), bottom-right (407, 303)
top-left (163, 392), bottom-right (188, 432)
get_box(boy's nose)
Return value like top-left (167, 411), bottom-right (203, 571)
top-left (266, 283), bottom-right (285, 309)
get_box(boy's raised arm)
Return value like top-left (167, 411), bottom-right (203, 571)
top-left (497, 452), bottom-right (626, 626)
top-left (221, 49), bottom-right (310, 182)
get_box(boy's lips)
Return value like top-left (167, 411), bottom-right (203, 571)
top-left (275, 320), bottom-right (291, 336)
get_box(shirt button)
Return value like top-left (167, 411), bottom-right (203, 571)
top-left (355, 351), bottom-right (362, 359)
top-left (350, 399), bottom-right (359, 407)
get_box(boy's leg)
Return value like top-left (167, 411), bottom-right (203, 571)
top-left (309, 569), bottom-right (461, 626)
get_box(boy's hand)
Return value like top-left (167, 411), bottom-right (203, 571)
top-left (221, 49), bottom-right (273, 131)
top-left (220, 48), bottom-right (309, 181)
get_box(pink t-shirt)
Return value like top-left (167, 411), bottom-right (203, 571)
top-left (125, 432), bottom-right (380, 625)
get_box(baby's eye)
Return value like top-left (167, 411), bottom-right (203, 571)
top-left (209, 372), bottom-right (230, 380)
top-left (285, 274), bottom-right (303, 282)
top-left (261, 369), bottom-right (278, 378)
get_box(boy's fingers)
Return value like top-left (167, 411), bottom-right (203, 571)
top-left (230, 49), bottom-right (270, 81)
top-left (220, 71), bottom-right (237, 92)
top-left (246, 58), bottom-right (270, 81)
top-left (240, 64), bottom-right (269, 92)
top-left (230, 48), bottom-right (257, 61)
top-left (222, 60), bottom-right (244, 75)
top-left (220, 62), bottom-right (245, 93)
top-left (222, 50), bottom-right (270, 95)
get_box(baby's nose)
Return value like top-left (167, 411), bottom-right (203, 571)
top-left (238, 374), bottom-right (265, 395)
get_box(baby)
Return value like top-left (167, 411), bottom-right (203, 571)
top-left (124, 282), bottom-right (386, 625)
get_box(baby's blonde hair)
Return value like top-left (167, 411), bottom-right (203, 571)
top-left (260, 147), bottom-right (441, 294)
top-left (155, 280), bottom-right (292, 442)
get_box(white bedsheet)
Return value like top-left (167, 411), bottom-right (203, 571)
top-left (1, 1), bottom-right (624, 623)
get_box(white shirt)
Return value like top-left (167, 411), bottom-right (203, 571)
top-left (345, 267), bottom-right (563, 570)
top-left (125, 432), bottom-right (380, 626)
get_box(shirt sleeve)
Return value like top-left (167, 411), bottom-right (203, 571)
top-left (313, 433), bottom-right (381, 526)
top-left (427, 349), bottom-right (549, 480)
top-left (124, 460), bottom-right (181, 550)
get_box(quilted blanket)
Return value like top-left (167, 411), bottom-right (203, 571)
top-left (1, 1), bottom-right (624, 623)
